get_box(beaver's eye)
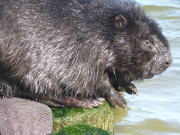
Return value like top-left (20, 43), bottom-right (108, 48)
top-left (145, 40), bottom-right (150, 45)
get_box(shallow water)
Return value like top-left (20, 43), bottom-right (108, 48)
top-left (114, 0), bottom-right (180, 135)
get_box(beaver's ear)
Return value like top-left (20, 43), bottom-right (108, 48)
top-left (115, 14), bottom-right (128, 29)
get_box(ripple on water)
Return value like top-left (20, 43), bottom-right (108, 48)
top-left (114, 118), bottom-right (180, 135)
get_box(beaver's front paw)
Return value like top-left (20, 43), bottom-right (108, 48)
top-left (125, 83), bottom-right (138, 95)
top-left (106, 91), bottom-right (127, 109)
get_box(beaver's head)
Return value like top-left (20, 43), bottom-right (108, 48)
top-left (109, 5), bottom-right (172, 83)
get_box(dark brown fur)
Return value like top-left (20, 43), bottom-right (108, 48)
top-left (0, 0), bottom-right (172, 108)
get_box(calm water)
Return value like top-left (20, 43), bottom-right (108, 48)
top-left (114, 0), bottom-right (180, 135)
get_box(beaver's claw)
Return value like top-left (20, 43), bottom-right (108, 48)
top-left (118, 83), bottom-right (138, 96)
top-left (125, 83), bottom-right (138, 95)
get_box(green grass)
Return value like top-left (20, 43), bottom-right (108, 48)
top-left (49, 124), bottom-right (112, 135)
top-left (51, 101), bottom-right (113, 133)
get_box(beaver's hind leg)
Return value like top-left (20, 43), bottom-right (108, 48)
top-left (39, 96), bottom-right (105, 109)
top-left (106, 90), bottom-right (127, 109)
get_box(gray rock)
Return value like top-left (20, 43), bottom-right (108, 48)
top-left (0, 98), bottom-right (52, 135)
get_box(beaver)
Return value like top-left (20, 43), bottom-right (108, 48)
top-left (0, 0), bottom-right (172, 109)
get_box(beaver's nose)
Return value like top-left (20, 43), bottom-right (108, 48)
top-left (165, 52), bottom-right (172, 67)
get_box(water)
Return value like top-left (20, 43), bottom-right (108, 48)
top-left (114, 0), bottom-right (180, 135)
